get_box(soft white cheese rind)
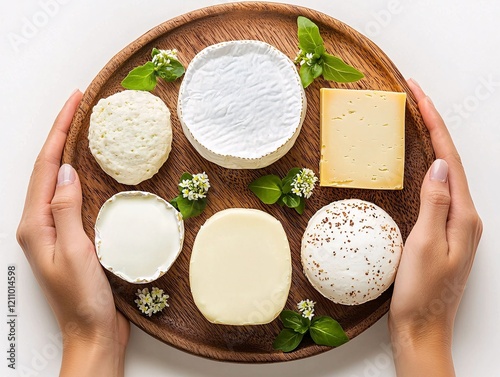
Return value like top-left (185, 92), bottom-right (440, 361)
top-left (189, 208), bottom-right (292, 325)
top-left (95, 191), bottom-right (184, 284)
top-left (89, 90), bottom-right (172, 185)
top-left (178, 40), bottom-right (306, 169)
top-left (301, 199), bottom-right (403, 305)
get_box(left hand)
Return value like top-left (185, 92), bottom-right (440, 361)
top-left (17, 90), bottom-right (129, 376)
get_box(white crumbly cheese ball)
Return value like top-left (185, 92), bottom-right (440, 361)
top-left (178, 40), bottom-right (306, 169)
top-left (89, 90), bottom-right (172, 185)
top-left (301, 199), bottom-right (403, 305)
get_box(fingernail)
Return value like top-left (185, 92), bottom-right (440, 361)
top-left (430, 159), bottom-right (448, 182)
top-left (409, 78), bottom-right (421, 88)
top-left (70, 88), bottom-right (80, 96)
top-left (425, 95), bottom-right (434, 106)
top-left (57, 164), bottom-right (76, 186)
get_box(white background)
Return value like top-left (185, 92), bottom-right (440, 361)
top-left (1, 0), bottom-right (499, 376)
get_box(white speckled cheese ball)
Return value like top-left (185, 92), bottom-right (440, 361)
top-left (301, 199), bottom-right (403, 305)
top-left (88, 90), bottom-right (172, 185)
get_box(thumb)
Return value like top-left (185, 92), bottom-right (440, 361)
top-left (51, 164), bottom-right (87, 247)
top-left (415, 159), bottom-right (451, 235)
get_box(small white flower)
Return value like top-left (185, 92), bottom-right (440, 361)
top-left (302, 308), bottom-right (315, 320)
top-left (297, 299), bottom-right (316, 313)
top-left (297, 300), bottom-right (309, 311)
top-left (294, 49), bottom-right (316, 67)
top-left (291, 168), bottom-right (318, 199)
top-left (294, 49), bottom-right (303, 62)
top-left (152, 48), bottom-right (179, 68)
top-left (178, 172), bottom-right (210, 201)
top-left (179, 179), bottom-right (191, 188)
top-left (135, 287), bottom-right (170, 317)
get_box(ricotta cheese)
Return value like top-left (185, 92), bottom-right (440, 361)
top-left (95, 191), bottom-right (184, 284)
top-left (89, 90), bottom-right (172, 185)
top-left (189, 208), bottom-right (292, 325)
top-left (178, 40), bottom-right (306, 169)
top-left (301, 199), bottom-right (403, 305)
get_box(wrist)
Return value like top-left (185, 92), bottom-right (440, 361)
top-left (389, 319), bottom-right (455, 377)
top-left (60, 332), bottom-right (126, 377)
top-left (389, 313), bottom-right (453, 349)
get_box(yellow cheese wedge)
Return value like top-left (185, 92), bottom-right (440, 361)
top-left (320, 88), bottom-right (406, 189)
top-left (189, 209), bottom-right (292, 325)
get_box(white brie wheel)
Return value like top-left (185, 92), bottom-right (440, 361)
top-left (95, 191), bottom-right (184, 284)
top-left (178, 40), bottom-right (306, 169)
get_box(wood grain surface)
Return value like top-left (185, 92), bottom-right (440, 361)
top-left (62, 2), bottom-right (434, 363)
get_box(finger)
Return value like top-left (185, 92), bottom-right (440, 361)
top-left (407, 78), bottom-right (458, 159)
top-left (407, 79), bottom-right (473, 207)
top-left (415, 159), bottom-right (451, 242)
top-left (407, 78), bottom-right (426, 102)
top-left (25, 90), bottom-right (83, 213)
top-left (51, 164), bottom-right (88, 251)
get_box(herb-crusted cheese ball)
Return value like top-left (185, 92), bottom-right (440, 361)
top-left (301, 199), bottom-right (403, 305)
top-left (89, 90), bottom-right (172, 185)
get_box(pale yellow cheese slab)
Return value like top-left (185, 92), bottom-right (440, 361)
top-left (189, 209), bottom-right (291, 325)
top-left (320, 88), bottom-right (406, 189)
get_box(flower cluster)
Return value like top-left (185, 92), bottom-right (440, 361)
top-left (291, 168), bottom-right (318, 199)
top-left (297, 299), bottom-right (316, 320)
top-left (293, 49), bottom-right (314, 66)
top-left (152, 49), bottom-right (179, 69)
top-left (179, 172), bottom-right (210, 201)
top-left (134, 287), bottom-right (169, 317)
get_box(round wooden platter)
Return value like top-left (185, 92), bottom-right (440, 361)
top-left (63, 2), bottom-right (434, 363)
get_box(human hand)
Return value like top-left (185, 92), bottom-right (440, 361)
top-left (388, 79), bottom-right (482, 376)
top-left (16, 91), bottom-right (130, 377)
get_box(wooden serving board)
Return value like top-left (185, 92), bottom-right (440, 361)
top-left (63, 2), bottom-right (434, 363)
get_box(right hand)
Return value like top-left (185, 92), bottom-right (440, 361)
top-left (388, 79), bottom-right (482, 376)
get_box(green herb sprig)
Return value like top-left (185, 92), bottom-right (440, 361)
top-left (294, 16), bottom-right (364, 88)
top-left (122, 48), bottom-right (185, 91)
top-left (273, 300), bottom-right (349, 352)
top-left (249, 167), bottom-right (317, 215)
top-left (170, 172), bottom-right (210, 219)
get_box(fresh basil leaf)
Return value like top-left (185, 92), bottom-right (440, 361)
top-left (272, 328), bottom-right (304, 352)
top-left (121, 62), bottom-right (157, 91)
top-left (156, 59), bottom-right (185, 82)
top-left (282, 167), bottom-right (301, 194)
top-left (314, 44), bottom-right (326, 57)
top-left (297, 16), bottom-right (324, 52)
top-left (281, 181), bottom-right (292, 195)
top-left (177, 196), bottom-right (206, 219)
top-left (179, 172), bottom-right (193, 183)
top-left (282, 194), bottom-right (301, 209)
top-left (309, 316), bottom-right (349, 347)
top-left (169, 196), bottom-right (179, 210)
top-left (311, 63), bottom-right (323, 79)
top-left (294, 197), bottom-right (305, 215)
top-left (276, 195), bottom-right (286, 207)
top-left (321, 53), bottom-right (364, 83)
top-left (299, 64), bottom-right (316, 88)
top-left (249, 175), bottom-right (283, 204)
top-left (280, 310), bottom-right (310, 334)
